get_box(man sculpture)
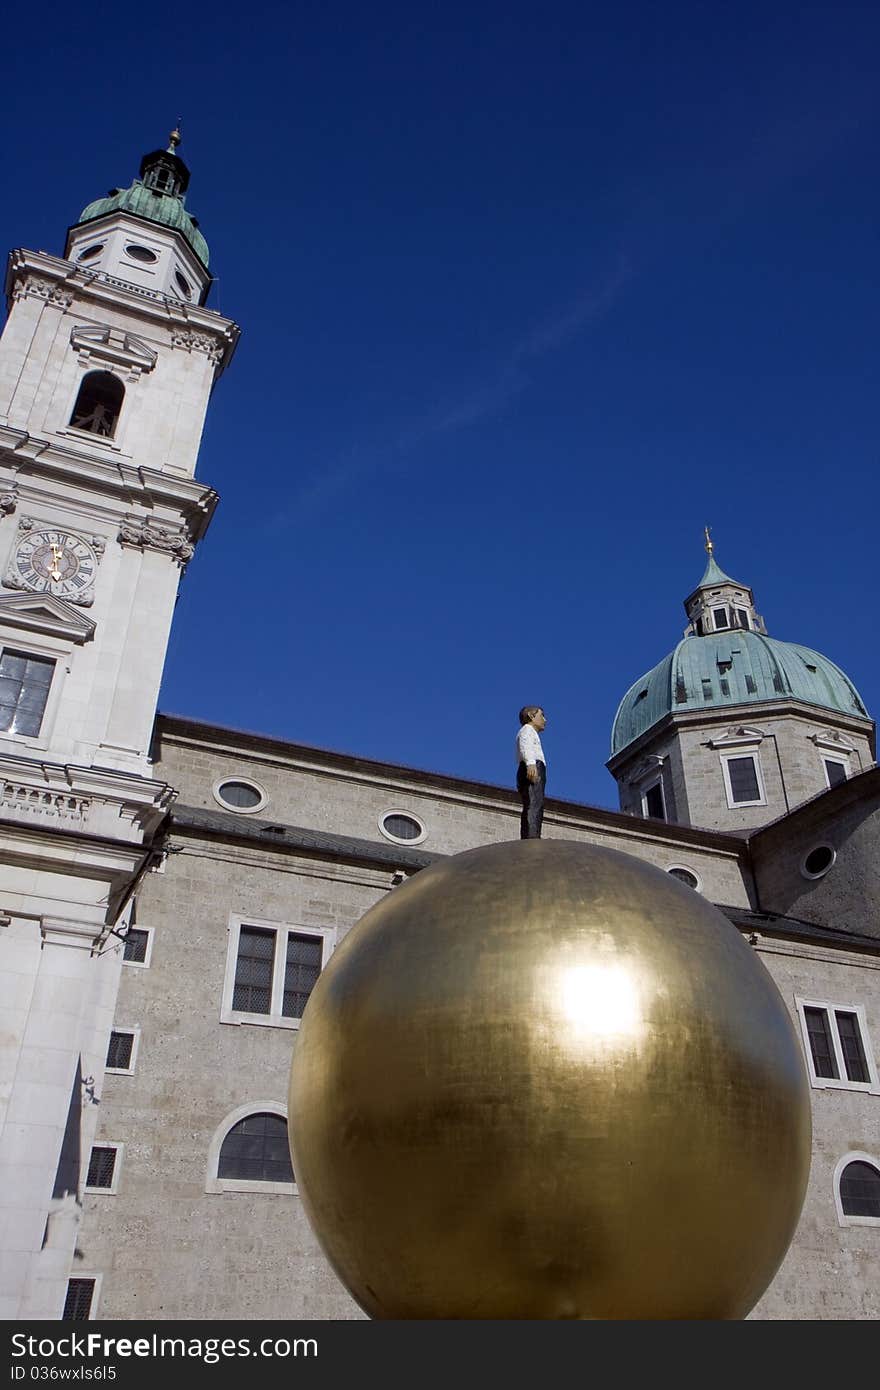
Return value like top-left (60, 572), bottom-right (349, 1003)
top-left (516, 706), bottom-right (547, 839)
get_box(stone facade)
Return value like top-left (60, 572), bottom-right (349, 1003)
top-left (0, 141), bottom-right (877, 1325)
top-left (0, 155), bottom-right (239, 1319)
top-left (66, 716), bottom-right (880, 1322)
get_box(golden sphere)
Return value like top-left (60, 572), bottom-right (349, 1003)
top-left (289, 840), bottom-right (811, 1319)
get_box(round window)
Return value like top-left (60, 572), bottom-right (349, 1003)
top-left (174, 271), bottom-right (192, 299)
top-left (214, 779), bottom-right (266, 813)
top-left (667, 866), bottom-right (699, 890)
top-left (77, 243), bottom-right (104, 262)
top-left (379, 812), bottom-right (426, 844)
top-left (125, 244), bottom-right (158, 263)
top-left (801, 844), bottom-right (836, 880)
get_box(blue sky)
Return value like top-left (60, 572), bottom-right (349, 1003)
top-left (4, 2), bottom-right (879, 807)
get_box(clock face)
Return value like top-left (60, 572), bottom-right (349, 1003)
top-left (11, 529), bottom-right (98, 600)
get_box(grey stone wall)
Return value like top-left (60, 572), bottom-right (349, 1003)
top-left (752, 780), bottom-right (880, 938)
top-left (749, 939), bottom-right (880, 1320)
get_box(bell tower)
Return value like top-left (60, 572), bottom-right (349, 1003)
top-left (0, 132), bottom-right (239, 1318)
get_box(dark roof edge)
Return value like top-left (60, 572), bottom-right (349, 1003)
top-left (746, 763), bottom-right (880, 843)
top-left (169, 804), bottom-right (441, 872)
top-left (156, 714), bottom-right (746, 855)
top-left (718, 904), bottom-right (880, 953)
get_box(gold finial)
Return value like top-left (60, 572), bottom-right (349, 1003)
top-left (168, 122), bottom-right (182, 152)
top-left (704, 525), bottom-right (713, 556)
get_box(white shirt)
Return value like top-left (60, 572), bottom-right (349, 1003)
top-left (516, 724), bottom-right (546, 768)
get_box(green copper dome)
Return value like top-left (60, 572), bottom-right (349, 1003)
top-left (75, 135), bottom-right (209, 268)
top-left (611, 631), bottom-right (869, 756)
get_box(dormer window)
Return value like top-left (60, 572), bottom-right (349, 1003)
top-left (70, 371), bottom-right (124, 439)
top-left (712, 607), bottom-right (729, 630)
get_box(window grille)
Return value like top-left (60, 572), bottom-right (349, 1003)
top-left (840, 1161), bottom-right (880, 1218)
top-left (86, 1146), bottom-right (117, 1190)
top-left (217, 1113), bottom-right (294, 1184)
top-left (233, 926), bottom-right (275, 1014)
top-left (106, 1031), bottom-right (134, 1070)
top-left (62, 1279), bottom-right (95, 1320)
top-left (123, 928), bottom-right (149, 963)
top-left (283, 934), bottom-right (322, 1018)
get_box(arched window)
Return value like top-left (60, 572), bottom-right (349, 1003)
top-left (839, 1160), bottom-right (880, 1219)
top-left (206, 1104), bottom-right (296, 1194)
top-left (69, 372), bottom-right (124, 438)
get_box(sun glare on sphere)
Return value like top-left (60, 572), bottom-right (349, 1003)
top-left (559, 964), bottom-right (642, 1039)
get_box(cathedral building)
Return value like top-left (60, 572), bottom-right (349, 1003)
top-left (0, 138), bottom-right (877, 1323)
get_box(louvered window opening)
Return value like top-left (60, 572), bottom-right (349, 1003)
top-left (62, 1279), bottom-right (95, 1320)
top-left (840, 1161), bottom-right (880, 1218)
top-left (283, 933), bottom-right (322, 1018)
top-left (106, 1031), bottom-right (134, 1070)
top-left (0, 649), bottom-right (54, 737)
top-left (87, 1146), bottom-right (116, 1189)
top-left (218, 1113), bottom-right (294, 1184)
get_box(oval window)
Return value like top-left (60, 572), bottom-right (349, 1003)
top-left (380, 812), bottom-right (426, 844)
top-left (667, 866), bottom-right (699, 890)
top-left (174, 271), bottom-right (192, 299)
top-left (125, 244), bottom-right (158, 264)
top-left (77, 243), bottom-right (104, 262)
top-left (214, 779), bottom-right (266, 813)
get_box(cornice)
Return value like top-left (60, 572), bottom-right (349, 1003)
top-left (4, 248), bottom-right (240, 373)
top-left (154, 714), bottom-right (750, 857)
top-left (607, 698), bottom-right (875, 773)
top-left (0, 426), bottom-right (219, 539)
top-left (0, 754), bottom-right (175, 840)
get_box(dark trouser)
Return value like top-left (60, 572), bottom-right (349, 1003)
top-left (517, 760), bottom-right (546, 839)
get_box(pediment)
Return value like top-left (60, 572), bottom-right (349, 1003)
top-left (811, 729), bottom-right (857, 755)
top-left (0, 593), bottom-right (96, 643)
top-left (70, 323), bottom-right (157, 374)
top-left (709, 724), bottom-right (766, 749)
